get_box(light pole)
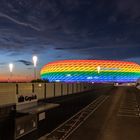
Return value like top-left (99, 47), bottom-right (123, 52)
top-left (32, 55), bottom-right (38, 80)
top-left (9, 63), bottom-right (13, 82)
top-left (97, 66), bottom-right (101, 74)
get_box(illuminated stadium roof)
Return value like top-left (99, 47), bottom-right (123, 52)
top-left (40, 60), bottom-right (140, 82)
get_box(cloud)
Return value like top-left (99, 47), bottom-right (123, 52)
top-left (116, 0), bottom-right (140, 20)
top-left (0, 62), bottom-right (9, 68)
top-left (16, 60), bottom-right (33, 66)
top-left (0, 0), bottom-right (139, 63)
top-left (0, 62), bottom-right (6, 65)
top-left (0, 12), bottom-right (41, 31)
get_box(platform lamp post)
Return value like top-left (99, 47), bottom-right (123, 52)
top-left (97, 66), bottom-right (101, 74)
top-left (97, 66), bottom-right (101, 82)
top-left (9, 63), bottom-right (13, 82)
top-left (32, 55), bottom-right (38, 80)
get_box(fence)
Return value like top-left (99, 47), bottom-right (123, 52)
top-left (0, 82), bottom-right (94, 106)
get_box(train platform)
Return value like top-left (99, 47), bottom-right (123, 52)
top-left (40, 87), bottom-right (140, 140)
top-left (66, 87), bottom-right (140, 140)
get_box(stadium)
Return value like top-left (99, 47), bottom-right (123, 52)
top-left (40, 60), bottom-right (140, 83)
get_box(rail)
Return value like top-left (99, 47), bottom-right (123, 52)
top-left (39, 95), bottom-right (109, 140)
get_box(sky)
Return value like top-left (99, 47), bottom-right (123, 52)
top-left (0, 0), bottom-right (140, 81)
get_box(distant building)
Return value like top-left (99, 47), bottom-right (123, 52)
top-left (40, 60), bottom-right (140, 83)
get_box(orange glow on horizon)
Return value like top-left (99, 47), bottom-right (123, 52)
top-left (0, 75), bottom-right (33, 82)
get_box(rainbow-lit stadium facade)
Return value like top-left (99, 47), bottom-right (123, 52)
top-left (40, 60), bottom-right (140, 83)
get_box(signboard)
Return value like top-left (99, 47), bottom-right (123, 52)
top-left (17, 94), bottom-right (37, 104)
top-left (16, 93), bottom-right (38, 111)
top-left (16, 93), bottom-right (38, 105)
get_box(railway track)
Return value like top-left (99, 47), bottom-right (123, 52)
top-left (39, 95), bottom-right (109, 140)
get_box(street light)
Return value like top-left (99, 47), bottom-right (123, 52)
top-left (32, 55), bottom-right (38, 80)
top-left (9, 63), bottom-right (13, 82)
